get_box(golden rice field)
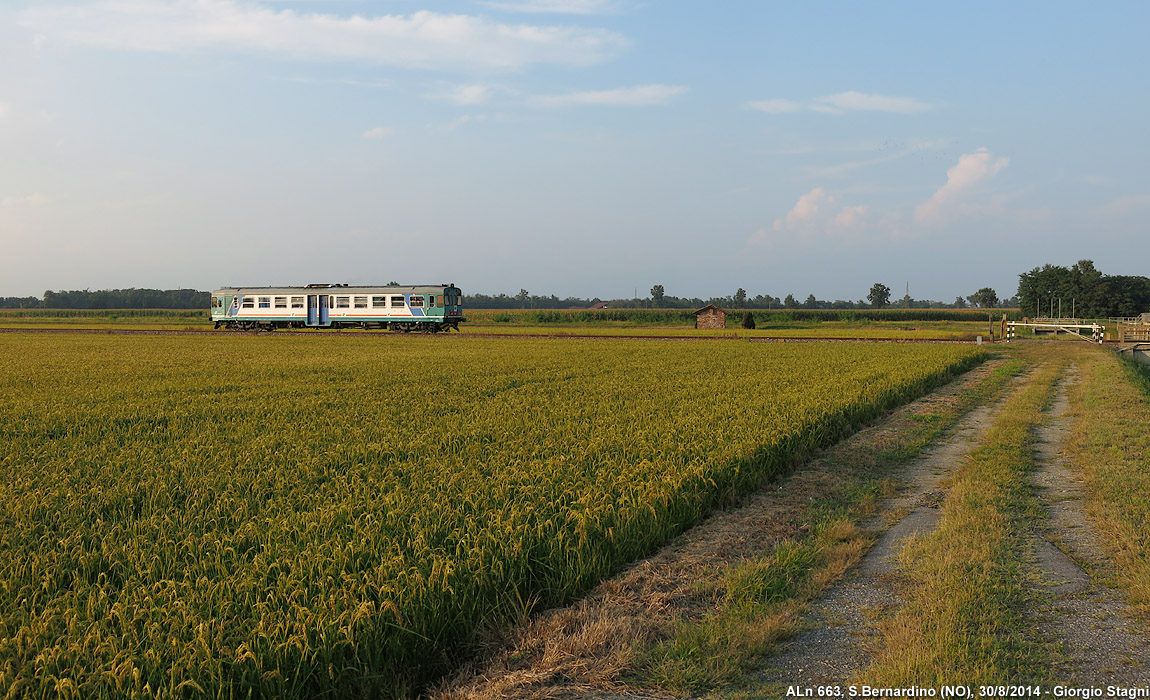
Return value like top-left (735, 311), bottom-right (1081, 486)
top-left (0, 334), bottom-right (983, 698)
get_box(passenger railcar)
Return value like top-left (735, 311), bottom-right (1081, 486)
top-left (210, 283), bottom-right (465, 332)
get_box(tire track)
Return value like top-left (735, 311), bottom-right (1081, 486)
top-left (1031, 366), bottom-right (1150, 682)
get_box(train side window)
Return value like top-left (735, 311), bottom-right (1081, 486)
top-left (354, 296), bottom-right (368, 309)
top-left (335, 296), bottom-right (350, 308)
top-left (258, 297), bottom-right (271, 309)
top-left (372, 295), bottom-right (387, 308)
top-left (274, 296), bottom-right (287, 309)
top-left (391, 295), bottom-right (405, 307)
top-left (410, 296), bottom-right (424, 308)
top-left (241, 297), bottom-right (254, 308)
top-left (291, 296), bottom-right (304, 309)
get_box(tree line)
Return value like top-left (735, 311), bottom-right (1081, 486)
top-left (1017, 260), bottom-right (1150, 318)
top-left (0, 289), bottom-right (210, 309)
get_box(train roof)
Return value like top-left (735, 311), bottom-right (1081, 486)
top-left (212, 284), bottom-right (458, 295)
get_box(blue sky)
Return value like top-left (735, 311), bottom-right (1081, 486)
top-left (1, 1), bottom-right (1147, 301)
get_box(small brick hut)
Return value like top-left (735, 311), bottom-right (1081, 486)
top-left (693, 304), bottom-right (727, 330)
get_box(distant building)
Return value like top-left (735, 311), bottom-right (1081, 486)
top-left (693, 304), bottom-right (727, 330)
top-left (588, 302), bottom-right (609, 310)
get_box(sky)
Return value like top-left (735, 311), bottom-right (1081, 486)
top-left (1, 1), bottom-right (1148, 301)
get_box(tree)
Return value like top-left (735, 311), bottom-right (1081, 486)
top-left (968, 288), bottom-right (999, 308)
top-left (650, 284), bottom-right (665, 307)
top-left (733, 288), bottom-right (747, 307)
top-left (954, 296), bottom-right (967, 308)
top-left (803, 294), bottom-right (818, 309)
top-left (515, 289), bottom-right (529, 308)
top-left (784, 294), bottom-right (798, 309)
top-left (867, 283), bottom-right (891, 308)
top-left (741, 311), bottom-right (756, 329)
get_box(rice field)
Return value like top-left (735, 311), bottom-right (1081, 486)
top-left (0, 334), bottom-right (983, 698)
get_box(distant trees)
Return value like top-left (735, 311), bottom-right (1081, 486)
top-left (650, 284), bottom-right (665, 307)
top-left (515, 289), bottom-right (529, 308)
top-left (0, 296), bottom-right (41, 309)
top-left (967, 288), bottom-right (1000, 308)
top-left (867, 283), bottom-right (891, 308)
top-left (1018, 260), bottom-right (1150, 318)
top-left (784, 294), bottom-right (798, 309)
top-left (734, 288), bottom-right (747, 307)
top-left (954, 296), bottom-right (967, 308)
top-left (37, 288), bottom-right (209, 309)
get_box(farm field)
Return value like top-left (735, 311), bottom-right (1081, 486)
top-left (0, 333), bottom-right (983, 698)
top-left (438, 341), bottom-right (1150, 698)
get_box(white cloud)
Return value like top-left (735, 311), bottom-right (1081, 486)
top-left (764, 187), bottom-right (868, 240)
top-left (529, 84), bottom-right (686, 107)
top-left (833, 205), bottom-right (868, 229)
top-left (18, 1), bottom-right (628, 72)
top-left (750, 90), bottom-right (932, 116)
top-left (362, 126), bottom-right (394, 139)
top-left (747, 98), bottom-right (800, 114)
top-left (775, 187), bottom-right (831, 231)
top-left (915, 147), bottom-right (1009, 225)
top-left (815, 91), bottom-right (932, 115)
top-left (478, 0), bottom-right (617, 14)
top-left (440, 83), bottom-right (493, 105)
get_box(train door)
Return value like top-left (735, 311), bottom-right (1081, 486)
top-left (306, 295), bottom-right (331, 327)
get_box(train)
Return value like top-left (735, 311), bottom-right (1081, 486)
top-left (210, 283), bottom-right (466, 332)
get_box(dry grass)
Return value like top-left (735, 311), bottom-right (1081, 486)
top-left (1065, 350), bottom-right (1150, 612)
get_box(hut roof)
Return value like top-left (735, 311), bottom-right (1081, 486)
top-left (693, 304), bottom-right (726, 315)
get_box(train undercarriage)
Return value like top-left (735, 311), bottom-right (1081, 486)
top-left (214, 320), bottom-right (461, 332)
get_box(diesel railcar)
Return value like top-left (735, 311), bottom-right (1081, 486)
top-left (210, 283), bottom-right (465, 332)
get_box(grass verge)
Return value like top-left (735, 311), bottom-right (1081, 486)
top-left (859, 350), bottom-right (1068, 685)
top-left (1064, 349), bottom-right (1150, 611)
top-left (631, 354), bottom-right (1026, 694)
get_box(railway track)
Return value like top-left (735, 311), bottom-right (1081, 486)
top-left (0, 326), bottom-right (985, 343)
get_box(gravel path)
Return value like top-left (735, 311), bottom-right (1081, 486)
top-left (754, 384), bottom-right (1014, 687)
top-left (1031, 366), bottom-right (1150, 683)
